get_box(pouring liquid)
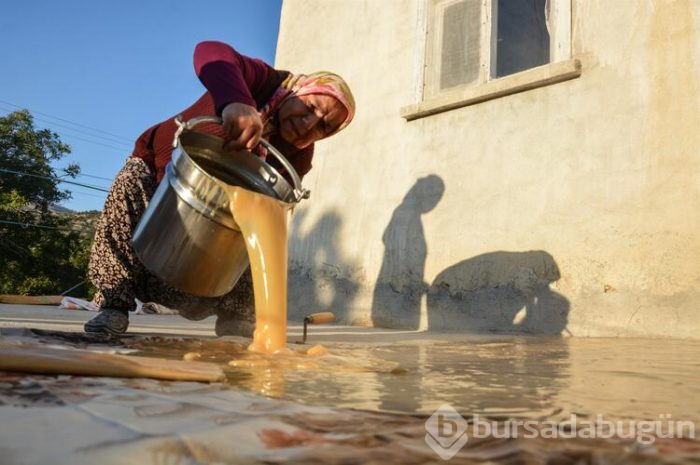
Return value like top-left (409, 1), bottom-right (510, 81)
top-left (219, 184), bottom-right (292, 354)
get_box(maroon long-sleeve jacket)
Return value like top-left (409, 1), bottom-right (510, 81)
top-left (131, 41), bottom-right (314, 184)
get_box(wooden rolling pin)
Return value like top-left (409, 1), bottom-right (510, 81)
top-left (0, 295), bottom-right (64, 305)
top-left (0, 345), bottom-right (225, 382)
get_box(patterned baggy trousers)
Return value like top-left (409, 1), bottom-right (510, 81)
top-left (88, 157), bottom-right (255, 336)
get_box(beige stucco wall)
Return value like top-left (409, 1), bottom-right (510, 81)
top-left (276, 0), bottom-right (700, 337)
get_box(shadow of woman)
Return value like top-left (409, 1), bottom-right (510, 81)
top-left (428, 250), bottom-right (570, 334)
top-left (371, 175), bottom-right (445, 329)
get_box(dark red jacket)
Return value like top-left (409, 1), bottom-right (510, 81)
top-left (131, 41), bottom-right (313, 184)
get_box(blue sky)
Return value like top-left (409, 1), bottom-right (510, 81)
top-left (0, 0), bottom-right (282, 211)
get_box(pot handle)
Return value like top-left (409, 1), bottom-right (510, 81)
top-left (173, 115), bottom-right (310, 202)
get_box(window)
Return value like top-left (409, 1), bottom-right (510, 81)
top-left (403, 0), bottom-right (579, 119)
top-left (432, 0), bottom-right (482, 92)
top-left (493, 0), bottom-right (551, 78)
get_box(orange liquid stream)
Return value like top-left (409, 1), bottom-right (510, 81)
top-left (221, 185), bottom-right (291, 354)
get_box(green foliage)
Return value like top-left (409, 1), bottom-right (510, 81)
top-left (0, 110), bottom-right (95, 297)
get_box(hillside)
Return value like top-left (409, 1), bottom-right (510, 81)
top-left (59, 210), bottom-right (101, 239)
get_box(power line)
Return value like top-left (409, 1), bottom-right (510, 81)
top-left (0, 237), bottom-right (28, 258)
top-left (0, 219), bottom-right (60, 230)
top-left (64, 189), bottom-right (107, 199)
top-left (0, 219), bottom-right (88, 233)
top-left (0, 217), bottom-right (94, 232)
top-left (0, 105), bottom-right (133, 150)
top-left (50, 121), bottom-right (132, 149)
top-left (0, 168), bottom-right (110, 192)
top-left (53, 131), bottom-right (131, 153)
top-left (0, 98), bottom-right (133, 143)
top-left (68, 172), bottom-right (114, 182)
top-left (0, 106), bottom-right (131, 153)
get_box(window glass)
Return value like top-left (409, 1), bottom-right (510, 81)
top-left (494, 0), bottom-right (550, 78)
top-left (440, 0), bottom-right (481, 90)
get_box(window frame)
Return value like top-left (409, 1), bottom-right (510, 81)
top-left (402, 0), bottom-right (580, 120)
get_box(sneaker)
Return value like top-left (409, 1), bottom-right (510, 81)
top-left (84, 309), bottom-right (129, 336)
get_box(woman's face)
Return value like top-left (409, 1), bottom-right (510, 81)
top-left (277, 93), bottom-right (348, 149)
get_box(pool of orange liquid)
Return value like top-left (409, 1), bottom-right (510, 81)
top-left (6, 330), bottom-right (700, 464)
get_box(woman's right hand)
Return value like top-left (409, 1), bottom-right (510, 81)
top-left (221, 102), bottom-right (263, 152)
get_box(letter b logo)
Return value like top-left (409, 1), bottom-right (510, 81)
top-left (425, 404), bottom-right (469, 460)
top-left (438, 414), bottom-right (459, 437)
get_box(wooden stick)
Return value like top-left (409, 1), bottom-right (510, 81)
top-left (0, 295), bottom-right (64, 305)
top-left (0, 346), bottom-right (225, 382)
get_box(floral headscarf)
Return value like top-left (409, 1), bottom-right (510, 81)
top-left (260, 72), bottom-right (356, 138)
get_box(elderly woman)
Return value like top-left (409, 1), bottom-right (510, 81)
top-left (85, 41), bottom-right (355, 337)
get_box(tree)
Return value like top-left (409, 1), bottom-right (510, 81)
top-left (0, 109), bottom-right (94, 296)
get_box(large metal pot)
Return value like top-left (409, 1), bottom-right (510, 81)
top-left (132, 116), bottom-right (310, 297)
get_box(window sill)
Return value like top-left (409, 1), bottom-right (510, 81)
top-left (400, 58), bottom-right (582, 121)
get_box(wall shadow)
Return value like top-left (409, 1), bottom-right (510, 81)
top-left (428, 250), bottom-right (570, 334)
top-left (371, 175), bottom-right (445, 330)
top-left (287, 209), bottom-right (359, 323)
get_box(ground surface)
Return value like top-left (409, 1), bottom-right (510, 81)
top-left (0, 303), bottom-right (430, 341)
top-left (0, 304), bottom-right (698, 465)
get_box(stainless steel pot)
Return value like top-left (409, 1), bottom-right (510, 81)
top-left (132, 116), bottom-right (310, 297)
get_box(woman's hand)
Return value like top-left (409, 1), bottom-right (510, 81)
top-left (221, 102), bottom-right (263, 152)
